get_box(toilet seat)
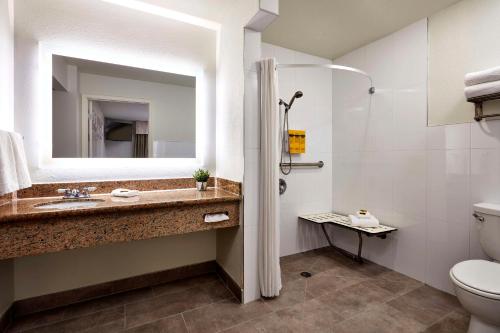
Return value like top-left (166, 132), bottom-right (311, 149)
top-left (451, 260), bottom-right (500, 300)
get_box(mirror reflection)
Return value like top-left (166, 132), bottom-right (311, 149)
top-left (52, 55), bottom-right (196, 158)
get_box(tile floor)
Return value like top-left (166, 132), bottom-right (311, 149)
top-left (7, 247), bottom-right (469, 332)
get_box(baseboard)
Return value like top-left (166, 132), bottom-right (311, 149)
top-left (0, 305), bottom-right (13, 333)
top-left (13, 260), bottom-right (217, 318)
top-left (215, 262), bottom-right (243, 302)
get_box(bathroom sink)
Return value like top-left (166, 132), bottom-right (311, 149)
top-left (34, 199), bottom-right (105, 210)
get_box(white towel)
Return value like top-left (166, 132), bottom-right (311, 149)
top-left (464, 80), bottom-right (500, 100)
top-left (204, 213), bottom-right (229, 223)
top-left (111, 188), bottom-right (140, 197)
top-left (465, 66), bottom-right (500, 87)
top-left (349, 214), bottom-right (380, 228)
top-left (0, 131), bottom-right (32, 195)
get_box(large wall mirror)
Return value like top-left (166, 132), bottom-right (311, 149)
top-left (52, 55), bottom-right (196, 158)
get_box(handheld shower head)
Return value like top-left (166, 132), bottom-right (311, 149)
top-left (288, 91), bottom-right (303, 109)
top-left (279, 91), bottom-right (303, 112)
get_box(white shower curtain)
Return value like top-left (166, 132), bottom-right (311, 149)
top-left (258, 58), bottom-right (282, 297)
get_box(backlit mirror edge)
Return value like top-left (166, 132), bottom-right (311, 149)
top-left (36, 42), bottom-right (210, 173)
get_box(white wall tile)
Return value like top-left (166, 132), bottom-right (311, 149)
top-left (426, 217), bottom-right (469, 293)
top-left (427, 123), bottom-right (470, 150)
top-left (392, 150), bottom-right (426, 220)
top-left (471, 119), bottom-right (500, 149)
top-left (392, 84), bottom-right (427, 151)
top-left (363, 151), bottom-right (394, 222)
top-left (392, 19), bottom-right (428, 88)
top-left (332, 152), bottom-right (365, 215)
top-left (426, 149), bottom-right (470, 223)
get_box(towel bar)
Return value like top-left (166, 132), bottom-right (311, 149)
top-left (467, 92), bottom-right (500, 121)
top-left (279, 161), bottom-right (324, 168)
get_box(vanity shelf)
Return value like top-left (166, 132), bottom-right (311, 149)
top-left (467, 92), bottom-right (500, 121)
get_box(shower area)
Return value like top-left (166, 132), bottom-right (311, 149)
top-left (243, 19), bottom-right (429, 301)
top-left (262, 43), bottom-right (376, 258)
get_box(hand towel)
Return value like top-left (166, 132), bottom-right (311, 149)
top-left (349, 214), bottom-right (379, 228)
top-left (111, 188), bottom-right (140, 197)
top-left (0, 131), bottom-right (32, 195)
top-left (464, 80), bottom-right (500, 100)
top-left (204, 213), bottom-right (229, 223)
top-left (465, 66), bottom-right (500, 87)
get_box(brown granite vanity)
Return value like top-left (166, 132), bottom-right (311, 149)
top-left (0, 178), bottom-right (241, 260)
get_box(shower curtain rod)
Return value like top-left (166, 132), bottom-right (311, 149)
top-left (275, 63), bottom-right (375, 94)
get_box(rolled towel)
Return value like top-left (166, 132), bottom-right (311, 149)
top-left (464, 80), bottom-right (500, 100)
top-left (465, 66), bottom-right (500, 87)
top-left (349, 214), bottom-right (379, 228)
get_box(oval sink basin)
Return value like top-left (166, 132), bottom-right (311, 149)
top-left (34, 199), bottom-right (105, 210)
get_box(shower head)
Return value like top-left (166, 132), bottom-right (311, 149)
top-left (288, 91), bottom-right (303, 108)
top-left (279, 91), bottom-right (303, 112)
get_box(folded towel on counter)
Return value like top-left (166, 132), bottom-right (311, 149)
top-left (204, 213), bottom-right (229, 223)
top-left (465, 66), bottom-right (500, 87)
top-left (0, 131), bottom-right (32, 195)
top-left (111, 188), bottom-right (140, 197)
top-left (464, 80), bottom-right (500, 100)
top-left (349, 214), bottom-right (380, 228)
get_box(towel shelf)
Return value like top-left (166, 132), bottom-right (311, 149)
top-left (467, 92), bottom-right (500, 121)
top-left (279, 161), bottom-right (324, 169)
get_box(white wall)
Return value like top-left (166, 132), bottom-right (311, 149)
top-left (331, 18), bottom-right (498, 294)
top-left (261, 43), bottom-right (332, 257)
top-left (0, 0), bottom-right (14, 131)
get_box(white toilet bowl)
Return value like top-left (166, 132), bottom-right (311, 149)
top-left (450, 260), bottom-right (500, 333)
top-left (450, 203), bottom-right (500, 333)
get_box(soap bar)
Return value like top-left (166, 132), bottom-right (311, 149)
top-left (111, 188), bottom-right (140, 197)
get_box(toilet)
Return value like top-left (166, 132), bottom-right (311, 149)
top-left (450, 203), bottom-right (500, 333)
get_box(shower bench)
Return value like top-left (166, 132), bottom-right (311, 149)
top-left (299, 212), bottom-right (397, 263)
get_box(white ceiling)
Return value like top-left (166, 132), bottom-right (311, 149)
top-left (262, 0), bottom-right (461, 59)
top-left (55, 55), bottom-right (196, 88)
top-left (96, 100), bottom-right (149, 122)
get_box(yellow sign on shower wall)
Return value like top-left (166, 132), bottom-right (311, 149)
top-left (288, 130), bottom-right (306, 154)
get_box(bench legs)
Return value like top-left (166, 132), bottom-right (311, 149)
top-left (320, 224), bottom-right (364, 263)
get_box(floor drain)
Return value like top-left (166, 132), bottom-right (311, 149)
top-left (300, 272), bottom-right (312, 278)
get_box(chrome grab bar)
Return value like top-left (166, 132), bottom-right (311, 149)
top-left (279, 161), bottom-right (324, 168)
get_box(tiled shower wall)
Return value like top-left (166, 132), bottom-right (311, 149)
top-left (261, 43), bottom-right (333, 257)
top-left (331, 18), bottom-right (497, 294)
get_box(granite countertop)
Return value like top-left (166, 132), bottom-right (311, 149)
top-left (0, 188), bottom-right (241, 223)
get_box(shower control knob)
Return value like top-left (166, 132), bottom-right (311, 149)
top-left (279, 178), bottom-right (287, 195)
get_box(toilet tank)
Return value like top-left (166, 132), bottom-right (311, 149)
top-left (473, 203), bottom-right (500, 261)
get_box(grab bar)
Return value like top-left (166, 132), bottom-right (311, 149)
top-left (279, 161), bottom-right (324, 168)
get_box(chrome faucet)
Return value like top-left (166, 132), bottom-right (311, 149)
top-left (57, 187), bottom-right (97, 199)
